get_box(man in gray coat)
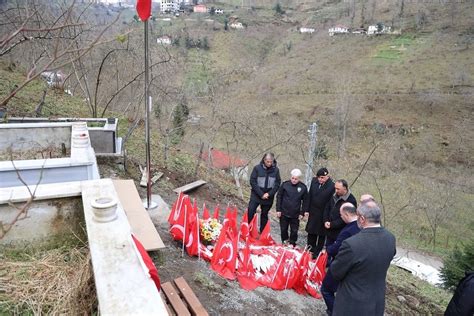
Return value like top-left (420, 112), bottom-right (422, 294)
top-left (330, 201), bottom-right (396, 316)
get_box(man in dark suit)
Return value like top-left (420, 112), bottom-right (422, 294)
top-left (321, 202), bottom-right (361, 315)
top-left (323, 179), bottom-right (357, 253)
top-left (305, 167), bottom-right (335, 258)
top-left (330, 201), bottom-right (396, 316)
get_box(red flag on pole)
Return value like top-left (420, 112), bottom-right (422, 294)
top-left (136, 0), bottom-right (152, 21)
top-left (213, 204), bottom-right (220, 220)
top-left (202, 203), bottom-right (210, 220)
top-left (211, 223), bottom-right (237, 280)
top-left (258, 221), bottom-right (275, 246)
top-left (239, 211), bottom-right (249, 241)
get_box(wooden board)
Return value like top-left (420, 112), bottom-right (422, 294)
top-left (173, 180), bottom-right (207, 194)
top-left (162, 282), bottom-right (191, 316)
top-left (113, 180), bottom-right (165, 250)
top-left (173, 277), bottom-right (209, 316)
top-left (140, 170), bottom-right (163, 187)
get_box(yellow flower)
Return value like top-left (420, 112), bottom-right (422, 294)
top-left (203, 231), bottom-right (212, 241)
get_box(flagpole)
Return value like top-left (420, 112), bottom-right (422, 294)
top-left (143, 18), bottom-right (156, 210)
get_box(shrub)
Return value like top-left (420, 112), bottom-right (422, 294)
top-left (440, 237), bottom-right (474, 290)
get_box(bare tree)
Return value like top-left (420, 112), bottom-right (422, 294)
top-left (0, 0), bottom-right (121, 108)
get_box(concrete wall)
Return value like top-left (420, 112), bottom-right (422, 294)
top-left (0, 197), bottom-right (83, 245)
top-left (0, 123), bottom-right (71, 152)
top-left (0, 122), bottom-right (100, 188)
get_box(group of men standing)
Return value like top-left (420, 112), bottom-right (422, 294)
top-left (247, 153), bottom-right (396, 316)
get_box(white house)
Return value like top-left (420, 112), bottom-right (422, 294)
top-left (300, 27), bottom-right (315, 34)
top-left (367, 24), bottom-right (392, 35)
top-left (156, 36), bottom-right (172, 45)
top-left (159, 0), bottom-right (178, 13)
top-left (215, 8), bottom-right (224, 14)
top-left (229, 22), bottom-right (244, 29)
top-left (328, 25), bottom-right (349, 36)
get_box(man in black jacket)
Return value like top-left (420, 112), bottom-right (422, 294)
top-left (276, 168), bottom-right (309, 246)
top-left (445, 271), bottom-right (474, 316)
top-left (305, 167), bottom-right (335, 258)
top-left (248, 153), bottom-right (281, 232)
top-left (323, 179), bottom-right (357, 252)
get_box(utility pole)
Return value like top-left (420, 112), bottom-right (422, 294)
top-left (305, 122), bottom-right (318, 188)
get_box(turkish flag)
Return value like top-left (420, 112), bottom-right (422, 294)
top-left (258, 221), bottom-right (275, 246)
top-left (239, 210), bottom-right (249, 241)
top-left (131, 234), bottom-right (161, 291)
top-left (136, 0), bottom-right (152, 21)
top-left (293, 250), bottom-right (311, 294)
top-left (309, 251), bottom-right (328, 284)
top-left (213, 204), bottom-right (220, 220)
top-left (169, 196), bottom-right (191, 241)
top-left (236, 241), bottom-right (260, 290)
top-left (202, 203), bottom-right (210, 220)
top-left (168, 191), bottom-right (184, 225)
top-left (185, 212), bottom-right (200, 257)
top-left (211, 223), bottom-right (237, 280)
top-left (270, 250), bottom-right (299, 290)
top-left (248, 214), bottom-right (259, 241)
top-left (223, 205), bottom-right (238, 236)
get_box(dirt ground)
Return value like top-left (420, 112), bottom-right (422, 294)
top-left (98, 161), bottom-right (449, 315)
top-left (149, 184), bottom-right (328, 315)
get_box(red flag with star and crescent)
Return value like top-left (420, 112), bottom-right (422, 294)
top-left (210, 222), bottom-right (238, 280)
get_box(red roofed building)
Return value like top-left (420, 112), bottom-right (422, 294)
top-left (200, 148), bottom-right (248, 180)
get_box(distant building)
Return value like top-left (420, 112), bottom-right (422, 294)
top-left (157, 35), bottom-right (172, 45)
top-left (300, 27), bottom-right (315, 34)
top-left (328, 25), bottom-right (349, 36)
top-left (215, 8), bottom-right (224, 14)
top-left (193, 4), bottom-right (207, 13)
top-left (200, 148), bottom-right (248, 180)
top-left (367, 24), bottom-right (392, 35)
top-left (229, 22), bottom-right (244, 29)
top-left (160, 0), bottom-right (178, 13)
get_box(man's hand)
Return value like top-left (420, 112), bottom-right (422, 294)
top-left (262, 193), bottom-right (270, 199)
top-left (276, 211), bottom-right (282, 218)
top-left (299, 214), bottom-right (303, 220)
top-left (324, 221), bottom-right (331, 229)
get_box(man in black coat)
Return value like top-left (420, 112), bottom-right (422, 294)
top-left (305, 167), bottom-right (335, 258)
top-left (276, 168), bottom-right (309, 246)
top-left (445, 271), bottom-right (474, 316)
top-left (323, 179), bottom-right (357, 252)
top-left (321, 202), bottom-right (361, 315)
top-left (248, 152), bottom-right (281, 232)
top-left (330, 201), bottom-right (396, 316)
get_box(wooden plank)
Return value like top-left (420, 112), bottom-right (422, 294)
top-left (173, 277), bottom-right (209, 316)
top-left (161, 292), bottom-right (175, 316)
top-left (173, 180), bottom-right (207, 194)
top-left (140, 169), bottom-right (164, 187)
top-left (113, 180), bottom-right (165, 250)
top-left (162, 282), bottom-right (191, 316)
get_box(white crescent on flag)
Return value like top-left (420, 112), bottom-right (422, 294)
top-left (186, 231), bottom-right (194, 248)
top-left (173, 195), bottom-right (186, 221)
top-left (170, 224), bottom-right (185, 236)
top-left (222, 242), bottom-right (234, 262)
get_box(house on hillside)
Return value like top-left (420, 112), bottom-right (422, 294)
top-left (159, 0), bottom-right (178, 13)
top-left (300, 27), bottom-right (315, 34)
top-left (367, 24), bottom-right (392, 35)
top-left (200, 148), bottom-right (248, 180)
top-left (229, 22), bottom-right (244, 29)
top-left (193, 4), bottom-right (207, 13)
top-left (328, 25), bottom-right (349, 36)
top-left (157, 35), bottom-right (172, 45)
top-left (40, 70), bottom-right (66, 88)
